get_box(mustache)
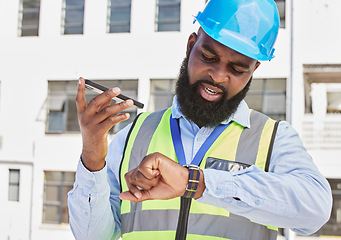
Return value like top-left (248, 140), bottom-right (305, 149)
top-left (195, 79), bottom-right (227, 96)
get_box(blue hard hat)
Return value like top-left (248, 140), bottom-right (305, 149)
top-left (193, 0), bottom-right (280, 61)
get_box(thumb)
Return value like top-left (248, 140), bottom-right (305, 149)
top-left (120, 190), bottom-right (152, 202)
top-left (119, 191), bottom-right (142, 202)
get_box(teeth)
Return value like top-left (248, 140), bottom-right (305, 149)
top-left (205, 87), bottom-right (217, 95)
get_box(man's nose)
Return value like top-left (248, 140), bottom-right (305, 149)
top-left (207, 64), bottom-right (229, 83)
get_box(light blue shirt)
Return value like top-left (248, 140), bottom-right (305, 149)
top-left (68, 96), bottom-right (332, 240)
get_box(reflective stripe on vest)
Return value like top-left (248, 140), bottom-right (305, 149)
top-left (120, 108), bottom-right (279, 240)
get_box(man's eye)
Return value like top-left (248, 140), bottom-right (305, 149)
top-left (230, 66), bottom-right (244, 75)
top-left (202, 53), bottom-right (215, 62)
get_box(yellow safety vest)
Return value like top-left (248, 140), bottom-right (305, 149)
top-left (120, 108), bottom-right (279, 240)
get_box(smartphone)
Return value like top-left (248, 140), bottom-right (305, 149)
top-left (84, 79), bottom-right (144, 108)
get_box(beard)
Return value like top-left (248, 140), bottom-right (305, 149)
top-left (175, 55), bottom-right (252, 128)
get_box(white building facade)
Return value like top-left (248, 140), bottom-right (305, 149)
top-left (0, 0), bottom-right (339, 239)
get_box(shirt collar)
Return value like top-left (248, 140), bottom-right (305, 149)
top-left (171, 95), bottom-right (251, 128)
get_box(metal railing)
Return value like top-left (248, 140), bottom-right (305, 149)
top-left (302, 113), bottom-right (341, 149)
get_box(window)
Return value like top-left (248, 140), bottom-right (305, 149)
top-left (312, 179), bottom-right (341, 236)
top-left (42, 171), bottom-right (75, 224)
top-left (245, 78), bottom-right (286, 120)
top-left (275, 0), bottom-right (285, 28)
top-left (155, 0), bottom-right (181, 32)
top-left (303, 64), bottom-right (341, 114)
top-left (148, 79), bottom-right (176, 112)
top-left (327, 89), bottom-right (341, 113)
top-left (107, 0), bottom-right (132, 33)
top-left (18, 0), bottom-right (41, 36)
top-left (8, 169), bottom-right (20, 201)
top-left (46, 80), bottom-right (138, 134)
top-left (46, 81), bottom-right (79, 133)
top-left (62, 0), bottom-right (85, 35)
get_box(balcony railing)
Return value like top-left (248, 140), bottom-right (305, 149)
top-left (302, 113), bottom-right (341, 149)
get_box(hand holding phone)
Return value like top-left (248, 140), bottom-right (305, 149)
top-left (76, 77), bottom-right (136, 171)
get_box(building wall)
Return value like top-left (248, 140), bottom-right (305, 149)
top-left (0, 163), bottom-right (33, 240)
top-left (292, 0), bottom-right (341, 178)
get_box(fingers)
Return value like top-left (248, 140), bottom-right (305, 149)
top-left (76, 77), bottom-right (87, 115)
top-left (119, 189), bottom-right (152, 202)
top-left (123, 168), bottom-right (160, 201)
top-left (76, 77), bottom-right (134, 130)
top-left (119, 190), bottom-right (141, 202)
top-left (85, 87), bottom-right (120, 116)
top-left (94, 99), bottom-right (134, 125)
top-left (125, 169), bottom-right (160, 191)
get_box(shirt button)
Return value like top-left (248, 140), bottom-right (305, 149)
top-left (215, 189), bottom-right (222, 196)
top-left (255, 200), bottom-right (261, 206)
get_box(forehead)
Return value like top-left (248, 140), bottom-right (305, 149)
top-left (196, 30), bottom-right (256, 63)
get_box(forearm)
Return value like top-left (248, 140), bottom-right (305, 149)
top-left (197, 167), bottom-right (332, 234)
top-left (68, 160), bottom-right (121, 240)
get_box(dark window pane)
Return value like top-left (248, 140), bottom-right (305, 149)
top-left (158, 23), bottom-right (180, 31)
top-left (43, 171), bottom-right (75, 224)
top-left (8, 185), bottom-right (20, 201)
top-left (108, 0), bottom-right (131, 33)
top-left (45, 171), bottom-right (63, 182)
top-left (245, 94), bottom-right (263, 112)
top-left (315, 179), bottom-right (341, 236)
top-left (23, 0), bottom-right (40, 8)
top-left (48, 112), bottom-right (65, 133)
top-left (64, 172), bottom-right (76, 184)
top-left (66, 98), bottom-right (79, 131)
top-left (245, 78), bottom-right (286, 121)
top-left (8, 169), bottom-right (20, 201)
top-left (110, 8), bottom-right (130, 22)
top-left (156, 0), bottom-right (180, 32)
top-left (63, 0), bottom-right (84, 35)
top-left (110, 25), bottom-right (130, 33)
top-left (65, 10), bottom-right (84, 25)
top-left (62, 186), bottom-right (73, 223)
top-left (158, 6), bottom-right (180, 21)
top-left (148, 79), bottom-right (176, 111)
top-left (65, 0), bottom-right (84, 7)
top-left (9, 170), bottom-right (20, 183)
top-left (43, 205), bottom-right (60, 223)
top-left (20, 0), bottom-right (40, 36)
top-left (263, 94), bottom-right (286, 114)
top-left (275, 0), bottom-right (285, 28)
top-left (45, 185), bottom-right (60, 202)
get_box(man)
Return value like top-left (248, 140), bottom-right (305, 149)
top-left (68, 0), bottom-right (332, 239)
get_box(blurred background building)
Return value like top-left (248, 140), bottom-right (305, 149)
top-left (0, 0), bottom-right (340, 239)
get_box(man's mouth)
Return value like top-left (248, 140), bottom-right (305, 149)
top-left (199, 83), bottom-right (224, 101)
top-left (205, 86), bottom-right (218, 95)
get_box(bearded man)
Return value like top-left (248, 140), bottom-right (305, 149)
top-left (68, 1), bottom-right (332, 239)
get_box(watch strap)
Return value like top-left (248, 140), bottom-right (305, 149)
top-left (182, 164), bottom-right (200, 198)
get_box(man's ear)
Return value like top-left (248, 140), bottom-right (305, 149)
top-left (186, 32), bottom-right (197, 56)
top-left (254, 61), bottom-right (261, 71)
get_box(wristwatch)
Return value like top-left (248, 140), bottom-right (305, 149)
top-left (182, 164), bottom-right (200, 198)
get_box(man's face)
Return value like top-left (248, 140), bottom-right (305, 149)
top-left (175, 30), bottom-right (260, 127)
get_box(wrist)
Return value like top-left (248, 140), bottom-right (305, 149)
top-left (81, 153), bottom-right (106, 172)
top-left (194, 169), bottom-right (205, 199)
